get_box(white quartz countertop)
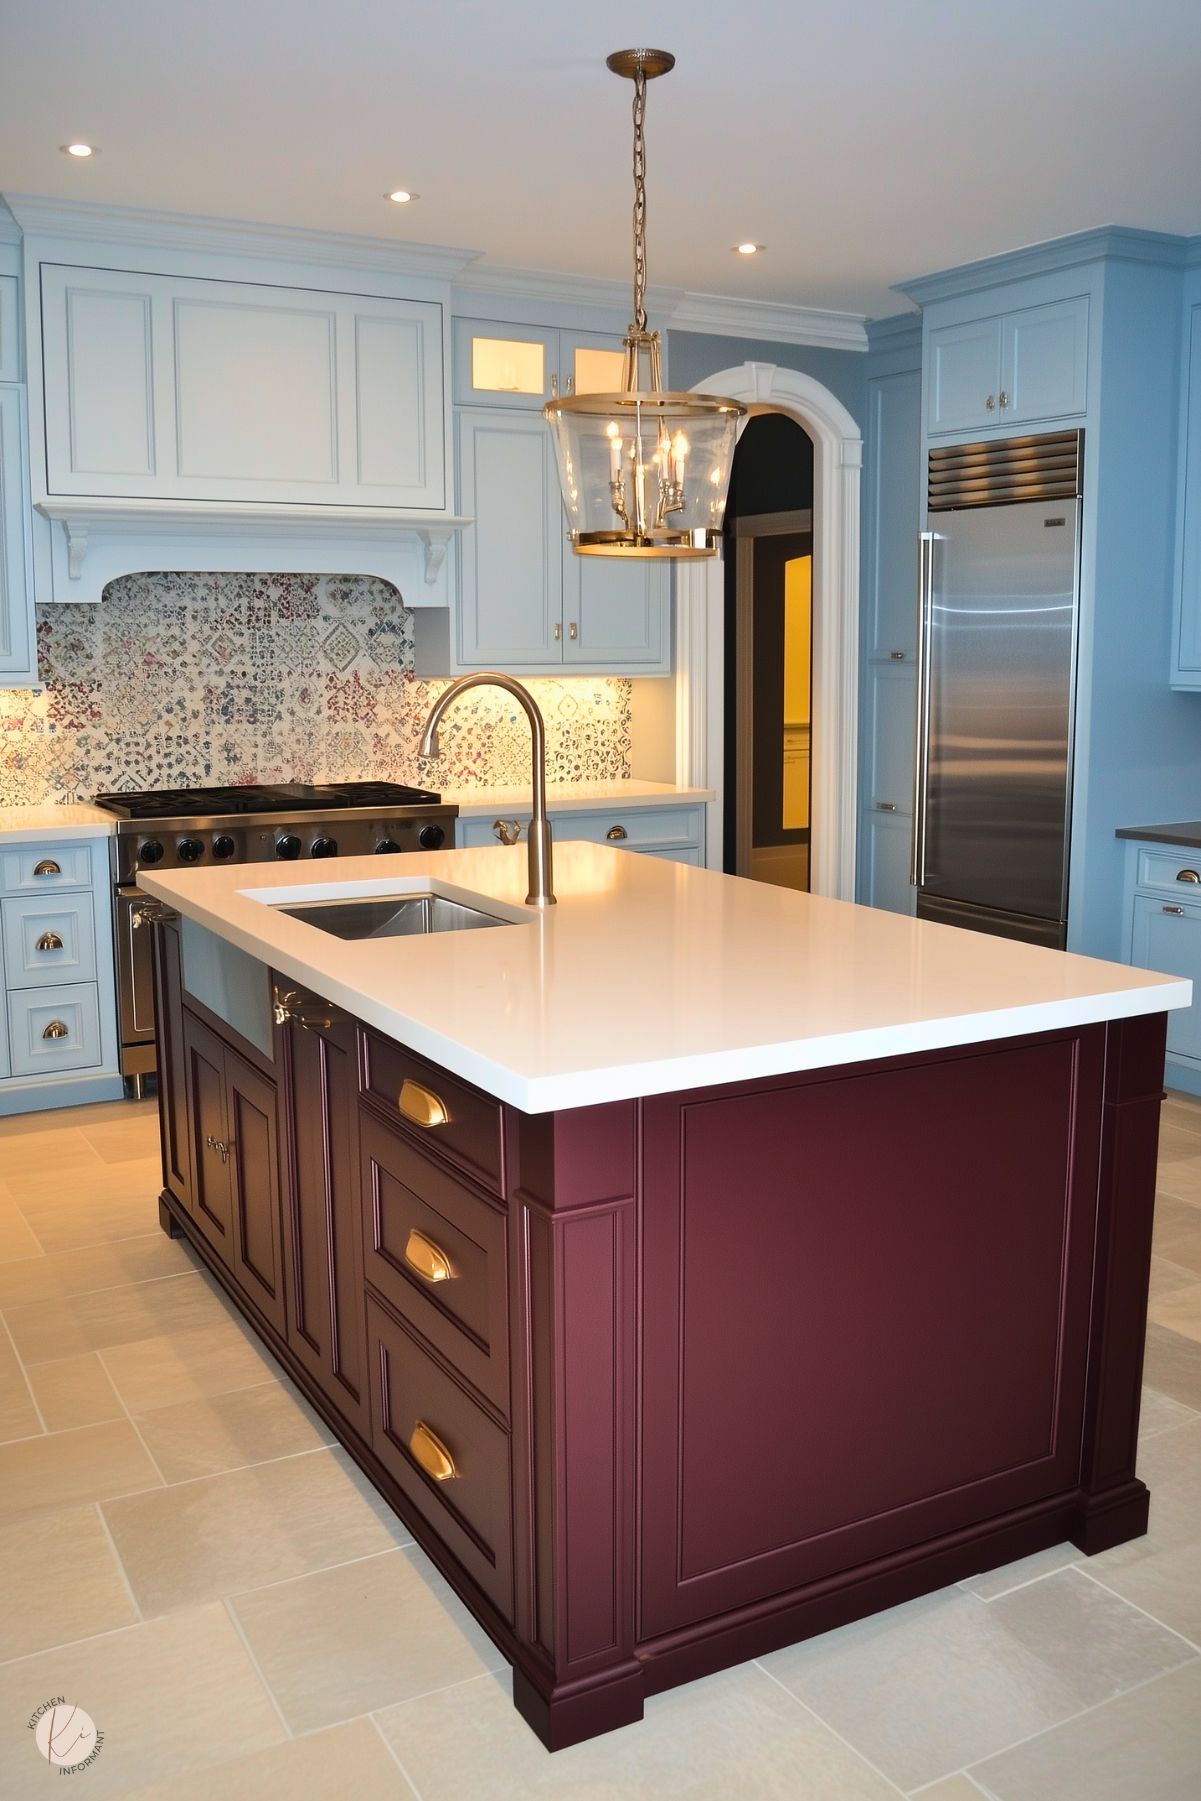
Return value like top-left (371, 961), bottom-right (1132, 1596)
top-left (0, 804), bottom-right (115, 841)
top-left (443, 779), bottom-right (712, 818)
top-left (140, 843), bottom-right (1191, 1114)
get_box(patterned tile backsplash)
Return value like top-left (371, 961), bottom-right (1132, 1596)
top-left (0, 573), bottom-right (633, 804)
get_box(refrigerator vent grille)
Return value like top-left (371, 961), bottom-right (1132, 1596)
top-left (928, 431), bottom-right (1082, 511)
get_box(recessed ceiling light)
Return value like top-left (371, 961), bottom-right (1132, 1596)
top-left (735, 242), bottom-right (764, 256)
top-left (62, 142), bottom-right (97, 158)
top-left (385, 189), bottom-right (418, 204)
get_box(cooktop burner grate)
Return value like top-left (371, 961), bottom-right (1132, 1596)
top-left (93, 781), bottom-right (444, 820)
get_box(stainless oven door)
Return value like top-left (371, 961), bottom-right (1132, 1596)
top-left (116, 885), bottom-right (158, 1070)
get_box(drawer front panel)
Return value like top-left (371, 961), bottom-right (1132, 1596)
top-left (1130, 893), bottom-right (1201, 1064)
top-left (1135, 848), bottom-right (1201, 895)
top-left (7, 983), bottom-right (103, 1076)
top-left (361, 1111), bottom-right (509, 1413)
top-left (366, 1296), bottom-right (513, 1620)
top-left (0, 844), bottom-right (93, 893)
top-left (360, 1031), bottom-right (502, 1194)
top-left (2, 892), bottom-right (97, 987)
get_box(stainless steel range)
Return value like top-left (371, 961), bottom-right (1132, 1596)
top-left (93, 781), bottom-right (458, 1090)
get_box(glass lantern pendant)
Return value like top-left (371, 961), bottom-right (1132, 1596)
top-left (544, 49), bottom-right (746, 558)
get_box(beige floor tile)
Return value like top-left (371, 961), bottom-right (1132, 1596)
top-left (1143, 1322), bottom-right (1201, 1410)
top-left (103, 1446), bottom-right (409, 1614)
top-left (0, 1230), bottom-right (195, 1307)
top-left (4, 1268), bottom-right (233, 1364)
top-left (232, 1544), bottom-right (501, 1733)
top-left (79, 1114), bottom-right (161, 1165)
top-left (0, 1502), bottom-right (138, 1659)
top-left (27, 1350), bottom-right (125, 1431)
top-left (377, 1664), bottom-right (904, 1801)
top-left (968, 1661), bottom-right (1201, 1800)
top-left (1149, 1281), bottom-right (1201, 1344)
top-left (911, 1781), bottom-right (989, 1800)
top-left (0, 1198), bottom-right (42, 1262)
top-left (761, 1570), bottom-right (1193, 1792)
top-left (1087, 1417), bottom-right (1201, 1643)
top-left (1154, 1192), bottom-right (1201, 1242)
top-left (0, 1603), bottom-right (285, 1801)
top-left (1156, 1121), bottom-right (1201, 1165)
top-left (132, 1379), bottom-right (334, 1482)
top-left (114, 1719), bottom-right (413, 1801)
top-left (100, 1318), bottom-right (279, 1412)
top-left (0, 1125), bottom-right (104, 1171)
top-left (957, 1543), bottom-right (1079, 1601)
top-left (1149, 1254), bottom-right (1199, 1303)
top-left (0, 1320), bottom-right (40, 1442)
top-left (0, 1419), bottom-right (161, 1522)
top-left (1156, 1157), bottom-right (1201, 1204)
top-left (1157, 1225), bottom-right (1201, 1277)
top-left (13, 1175), bottom-right (164, 1252)
top-left (1139, 1385), bottom-right (1199, 1441)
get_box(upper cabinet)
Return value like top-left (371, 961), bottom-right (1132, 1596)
top-left (0, 385), bottom-right (36, 684)
top-left (926, 296), bottom-right (1088, 435)
top-left (40, 265), bottom-right (447, 509)
top-left (454, 318), bottom-right (628, 410)
top-left (1172, 299), bottom-right (1201, 686)
top-left (0, 275), bottom-right (19, 382)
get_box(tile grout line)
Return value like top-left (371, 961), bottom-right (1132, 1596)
top-left (0, 1305), bottom-right (49, 1435)
top-left (0, 1260), bottom-right (209, 1315)
top-left (96, 1432), bottom-right (347, 1501)
top-left (224, 1539), bottom-right (417, 1605)
top-left (957, 1558), bottom-right (1077, 1603)
top-left (0, 1372), bottom-right (287, 1454)
top-left (368, 1711), bottom-right (427, 1801)
top-left (752, 1658), bottom-right (911, 1797)
top-left (221, 1595), bottom-right (296, 1741)
top-left (95, 1344), bottom-right (172, 1491)
top-left (909, 1772), bottom-right (988, 1798)
top-left (91, 1499), bottom-right (145, 1624)
top-left (1071, 1563), bottom-right (1201, 1656)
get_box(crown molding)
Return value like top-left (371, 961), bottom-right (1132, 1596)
top-left (452, 259), bottom-right (670, 314)
top-left (2, 195), bottom-right (481, 282)
top-left (667, 292), bottom-right (868, 351)
top-left (896, 226), bottom-right (1190, 306)
top-left (1185, 236), bottom-right (1201, 269)
top-left (866, 310), bottom-right (921, 350)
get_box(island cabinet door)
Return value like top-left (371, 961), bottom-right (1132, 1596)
top-left (183, 1011), bottom-right (235, 1259)
top-left (225, 1051), bottom-right (287, 1339)
top-left (152, 917), bottom-right (192, 1211)
top-left (638, 1034), bottom-right (1102, 1638)
top-left (277, 1007), bottom-right (370, 1436)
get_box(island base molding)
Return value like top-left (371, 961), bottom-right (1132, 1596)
top-left (148, 912), bottom-right (1167, 1752)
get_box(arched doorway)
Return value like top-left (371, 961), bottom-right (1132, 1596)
top-left (673, 362), bottom-right (863, 900)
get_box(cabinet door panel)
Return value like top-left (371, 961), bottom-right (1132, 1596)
top-left (41, 268), bottom-right (161, 488)
top-left (1174, 307), bottom-right (1201, 679)
top-left (226, 1050), bottom-right (286, 1334)
top-left (354, 310), bottom-right (439, 495)
top-left (860, 808), bottom-right (917, 916)
top-left (0, 388), bottom-right (36, 681)
top-left (864, 370), bottom-right (921, 658)
top-left (453, 319), bottom-right (557, 409)
top-left (1003, 298), bottom-right (1088, 425)
top-left (1131, 895), bottom-right (1201, 1063)
top-left (456, 409), bottom-right (562, 667)
top-left (927, 316), bottom-right (1003, 434)
top-left (865, 663), bottom-right (916, 813)
top-left (559, 330), bottom-right (627, 398)
top-left (0, 274), bottom-right (18, 382)
top-left (563, 554), bottom-right (670, 670)
top-left (183, 1012), bottom-right (233, 1257)
top-left (152, 919), bottom-right (192, 1210)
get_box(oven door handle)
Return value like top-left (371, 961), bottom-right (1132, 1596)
top-left (130, 897), bottom-right (179, 928)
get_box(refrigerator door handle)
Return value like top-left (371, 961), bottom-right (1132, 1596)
top-left (911, 530), bottom-right (937, 887)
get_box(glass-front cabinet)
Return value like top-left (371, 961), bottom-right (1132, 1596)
top-left (454, 319), bottom-right (628, 410)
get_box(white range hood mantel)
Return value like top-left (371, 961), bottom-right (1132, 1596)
top-left (35, 498), bottom-right (471, 605)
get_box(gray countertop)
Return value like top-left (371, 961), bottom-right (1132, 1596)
top-left (1115, 822), bottom-right (1201, 848)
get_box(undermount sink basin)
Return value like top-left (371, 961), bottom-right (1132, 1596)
top-left (279, 893), bottom-right (516, 939)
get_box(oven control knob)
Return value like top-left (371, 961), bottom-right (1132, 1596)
top-left (375, 838), bottom-right (402, 855)
top-left (177, 838), bottom-right (204, 863)
top-left (417, 824), bottom-right (446, 851)
top-left (275, 834), bottom-right (302, 860)
top-left (212, 835), bottom-right (236, 860)
top-left (310, 836), bottom-right (338, 858)
top-left (140, 839), bottom-right (164, 864)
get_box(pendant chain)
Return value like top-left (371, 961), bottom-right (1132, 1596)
top-left (631, 66), bottom-right (648, 333)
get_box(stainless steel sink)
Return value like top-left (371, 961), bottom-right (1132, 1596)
top-left (279, 894), bottom-right (516, 939)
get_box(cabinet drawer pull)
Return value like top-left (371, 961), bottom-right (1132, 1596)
top-left (398, 1078), bottom-right (450, 1128)
top-left (998, 389), bottom-right (1009, 409)
top-left (35, 931), bottom-right (64, 951)
top-left (553, 622), bottom-right (562, 641)
top-left (492, 818), bottom-right (523, 846)
top-left (889, 650), bottom-right (906, 660)
top-left (568, 621), bottom-right (578, 640)
top-left (204, 1133), bottom-right (230, 1164)
top-left (33, 859), bottom-right (61, 877)
top-left (606, 824), bottom-right (628, 841)
top-left (877, 801), bottom-right (897, 812)
top-left (1163, 905), bottom-right (1185, 916)
top-left (985, 394), bottom-right (996, 412)
top-left (42, 1019), bottom-right (70, 1040)
top-left (1177, 869), bottom-right (1201, 884)
top-left (409, 1419), bottom-right (458, 1482)
top-left (403, 1228), bottom-right (455, 1284)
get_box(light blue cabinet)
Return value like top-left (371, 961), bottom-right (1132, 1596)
top-left (453, 318), bottom-right (628, 411)
top-left (0, 387), bottom-right (36, 686)
top-left (1123, 839), bottom-right (1201, 1091)
top-left (860, 810), bottom-right (915, 917)
top-left (926, 297), bottom-right (1088, 436)
top-left (457, 802), bottom-right (704, 865)
top-left (927, 316), bottom-right (1003, 435)
top-left (1171, 302), bottom-right (1201, 685)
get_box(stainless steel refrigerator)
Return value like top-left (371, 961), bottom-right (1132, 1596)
top-left (912, 431), bottom-right (1083, 949)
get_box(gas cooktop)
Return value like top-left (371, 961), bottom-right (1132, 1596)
top-left (93, 781), bottom-right (444, 821)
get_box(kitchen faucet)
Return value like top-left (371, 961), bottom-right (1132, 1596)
top-left (418, 674), bottom-right (555, 906)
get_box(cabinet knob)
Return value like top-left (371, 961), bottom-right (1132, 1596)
top-left (409, 1420), bottom-right (459, 1483)
top-left (605, 824), bottom-right (629, 841)
top-left (889, 650), bottom-right (906, 661)
top-left (42, 1019), bottom-right (69, 1040)
top-left (553, 622), bottom-right (562, 641)
top-left (985, 394), bottom-right (996, 412)
top-left (35, 931), bottom-right (64, 951)
top-left (877, 801), bottom-right (897, 812)
top-left (33, 859), bottom-right (62, 877)
top-left (403, 1228), bottom-right (455, 1284)
top-left (1163, 905), bottom-right (1185, 916)
top-left (998, 389), bottom-right (1009, 409)
top-left (568, 622), bottom-right (578, 641)
top-left (398, 1078), bottom-right (450, 1128)
top-left (1177, 869), bottom-right (1201, 884)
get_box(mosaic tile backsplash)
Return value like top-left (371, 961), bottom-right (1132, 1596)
top-left (0, 573), bottom-right (633, 804)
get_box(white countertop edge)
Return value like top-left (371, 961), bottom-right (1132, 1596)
top-left (0, 807), bottom-right (116, 841)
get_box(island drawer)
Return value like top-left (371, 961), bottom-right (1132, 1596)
top-left (1134, 847), bottom-right (1201, 893)
top-left (359, 1030), bottom-right (503, 1195)
top-left (366, 1294), bottom-right (513, 1622)
top-left (0, 844), bottom-right (93, 893)
top-left (360, 1110), bottom-right (509, 1416)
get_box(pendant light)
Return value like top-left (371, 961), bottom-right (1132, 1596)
top-left (544, 49), bottom-right (746, 559)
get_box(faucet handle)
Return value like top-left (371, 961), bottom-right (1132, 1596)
top-left (493, 818), bottom-right (524, 846)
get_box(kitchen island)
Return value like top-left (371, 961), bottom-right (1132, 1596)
top-left (139, 844), bottom-right (1188, 1750)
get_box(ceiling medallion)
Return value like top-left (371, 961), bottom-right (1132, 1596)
top-left (544, 49), bottom-right (745, 559)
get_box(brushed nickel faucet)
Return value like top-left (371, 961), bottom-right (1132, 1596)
top-left (418, 674), bottom-right (556, 907)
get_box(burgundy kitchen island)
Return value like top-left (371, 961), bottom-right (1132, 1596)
top-left (140, 843), bottom-right (1189, 1750)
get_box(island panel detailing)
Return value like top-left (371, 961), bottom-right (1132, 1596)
top-left (148, 932), bottom-right (1166, 1752)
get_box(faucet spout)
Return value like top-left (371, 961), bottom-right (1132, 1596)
top-left (418, 674), bottom-right (555, 907)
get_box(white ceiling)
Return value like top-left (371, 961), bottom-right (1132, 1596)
top-left (3, 0), bottom-right (1201, 318)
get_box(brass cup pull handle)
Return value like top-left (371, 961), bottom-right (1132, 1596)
top-left (606, 824), bottom-right (628, 841)
top-left (35, 931), bottom-right (64, 951)
top-left (42, 1019), bottom-right (70, 1040)
top-left (1176, 869), bottom-right (1201, 884)
top-left (409, 1420), bottom-right (458, 1482)
top-left (33, 859), bottom-right (62, 877)
top-left (403, 1228), bottom-right (454, 1284)
top-left (398, 1078), bottom-right (449, 1129)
